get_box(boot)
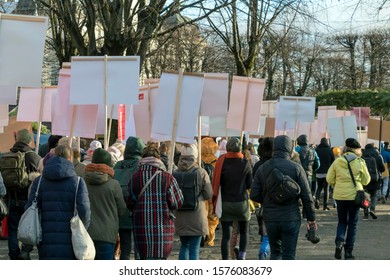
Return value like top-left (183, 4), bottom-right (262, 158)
top-left (334, 242), bottom-right (343, 260)
top-left (344, 248), bottom-right (355, 260)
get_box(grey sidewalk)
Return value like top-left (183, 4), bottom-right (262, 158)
top-left (1, 201), bottom-right (390, 260)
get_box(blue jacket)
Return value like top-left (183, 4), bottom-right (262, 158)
top-left (26, 156), bottom-right (91, 260)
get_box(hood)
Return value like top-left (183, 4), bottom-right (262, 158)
top-left (363, 144), bottom-right (379, 157)
top-left (318, 137), bottom-right (330, 148)
top-left (273, 135), bottom-right (293, 159)
top-left (297, 134), bottom-right (308, 146)
top-left (85, 171), bottom-right (111, 185)
top-left (42, 156), bottom-right (76, 181)
top-left (177, 155), bottom-right (197, 171)
top-left (10, 142), bottom-right (34, 153)
top-left (201, 137), bottom-right (218, 164)
top-left (123, 137), bottom-right (145, 160)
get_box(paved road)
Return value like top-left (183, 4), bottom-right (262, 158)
top-left (1, 199), bottom-right (390, 260)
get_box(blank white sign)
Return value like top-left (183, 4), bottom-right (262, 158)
top-left (0, 85), bottom-right (17, 105)
top-left (17, 87), bottom-right (56, 122)
top-left (328, 116), bottom-right (358, 147)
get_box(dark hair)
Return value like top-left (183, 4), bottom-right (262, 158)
top-left (48, 135), bottom-right (62, 150)
top-left (258, 137), bottom-right (274, 160)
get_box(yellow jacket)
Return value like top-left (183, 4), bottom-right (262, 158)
top-left (326, 152), bottom-right (371, 201)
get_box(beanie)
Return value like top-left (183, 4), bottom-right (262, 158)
top-left (226, 137), bottom-right (241, 152)
top-left (92, 148), bottom-right (113, 167)
top-left (180, 143), bottom-right (198, 158)
top-left (345, 138), bottom-right (361, 149)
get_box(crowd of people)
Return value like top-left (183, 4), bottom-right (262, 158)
top-left (0, 128), bottom-right (389, 260)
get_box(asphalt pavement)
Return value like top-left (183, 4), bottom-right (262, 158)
top-left (1, 198), bottom-right (390, 260)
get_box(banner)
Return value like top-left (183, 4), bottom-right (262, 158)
top-left (200, 73), bottom-right (229, 117)
top-left (317, 105), bottom-right (337, 134)
top-left (351, 107), bottom-right (370, 127)
top-left (328, 116), bottom-right (358, 147)
top-left (0, 85), bottom-right (17, 105)
top-left (17, 87), bottom-right (56, 122)
top-left (0, 14), bottom-right (48, 87)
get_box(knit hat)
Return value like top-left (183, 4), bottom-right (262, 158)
top-left (16, 129), bottom-right (32, 145)
top-left (92, 148), bottom-right (113, 167)
top-left (89, 140), bottom-right (102, 150)
top-left (107, 146), bottom-right (122, 165)
top-left (345, 138), bottom-right (361, 149)
top-left (180, 143), bottom-right (198, 158)
top-left (226, 137), bottom-right (241, 152)
top-left (332, 147), bottom-right (341, 156)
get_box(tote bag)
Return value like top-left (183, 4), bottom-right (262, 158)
top-left (17, 177), bottom-right (42, 246)
top-left (71, 177), bottom-right (95, 260)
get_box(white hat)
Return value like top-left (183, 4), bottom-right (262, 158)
top-left (89, 140), bottom-right (102, 151)
top-left (180, 143), bottom-right (198, 158)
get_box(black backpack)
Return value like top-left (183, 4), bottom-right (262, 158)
top-left (0, 151), bottom-right (32, 192)
top-left (362, 155), bottom-right (380, 182)
top-left (264, 166), bottom-right (301, 205)
top-left (201, 159), bottom-right (216, 181)
top-left (172, 168), bottom-right (199, 211)
top-left (114, 160), bottom-right (139, 199)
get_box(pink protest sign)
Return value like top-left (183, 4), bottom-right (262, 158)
top-left (17, 87), bottom-right (56, 122)
top-left (351, 107), bottom-right (370, 127)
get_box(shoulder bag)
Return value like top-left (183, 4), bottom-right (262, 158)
top-left (17, 176), bottom-right (42, 246)
top-left (344, 156), bottom-right (370, 209)
top-left (70, 177), bottom-right (96, 260)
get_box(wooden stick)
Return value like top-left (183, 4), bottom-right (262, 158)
top-left (0, 13), bottom-right (46, 22)
top-left (204, 74), bottom-right (228, 81)
top-left (283, 97), bottom-right (312, 102)
top-left (68, 105), bottom-right (76, 148)
top-left (103, 55), bottom-right (108, 150)
top-left (168, 69), bottom-right (184, 173)
top-left (198, 115), bottom-right (202, 167)
top-left (240, 77), bottom-right (250, 144)
top-left (107, 104), bottom-right (114, 147)
top-left (293, 98), bottom-right (299, 146)
top-left (62, 62), bottom-right (71, 69)
top-left (72, 56), bottom-right (137, 62)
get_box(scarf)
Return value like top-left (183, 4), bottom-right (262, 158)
top-left (211, 152), bottom-right (244, 211)
top-left (139, 156), bottom-right (167, 171)
top-left (85, 163), bottom-right (115, 177)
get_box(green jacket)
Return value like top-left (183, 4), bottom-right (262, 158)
top-left (326, 152), bottom-right (370, 201)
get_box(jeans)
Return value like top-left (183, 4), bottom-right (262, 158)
top-left (363, 189), bottom-right (377, 216)
top-left (178, 236), bottom-right (202, 260)
top-left (265, 220), bottom-right (301, 260)
top-left (221, 221), bottom-right (249, 260)
top-left (381, 176), bottom-right (389, 198)
top-left (93, 240), bottom-right (115, 260)
top-left (315, 178), bottom-right (329, 208)
top-left (335, 200), bottom-right (360, 250)
top-left (8, 199), bottom-right (33, 259)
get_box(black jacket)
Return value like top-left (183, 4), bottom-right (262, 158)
top-left (251, 135), bottom-right (315, 222)
top-left (362, 144), bottom-right (385, 191)
top-left (315, 138), bottom-right (335, 174)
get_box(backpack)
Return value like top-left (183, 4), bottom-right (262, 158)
top-left (362, 155), bottom-right (380, 182)
top-left (265, 167), bottom-right (301, 205)
top-left (298, 147), bottom-right (318, 173)
top-left (172, 168), bottom-right (198, 211)
top-left (0, 151), bottom-right (31, 191)
top-left (201, 159), bottom-right (216, 181)
top-left (114, 160), bottom-right (139, 199)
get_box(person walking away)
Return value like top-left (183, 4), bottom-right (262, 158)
top-left (200, 137), bottom-right (219, 247)
top-left (113, 136), bottom-right (145, 260)
top-left (212, 137), bottom-right (252, 260)
top-left (326, 138), bottom-right (370, 260)
top-left (25, 144), bottom-right (91, 259)
top-left (251, 135), bottom-right (316, 260)
top-left (379, 142), bottom-right (390, 203)
top-left (361, 143), bottom-right (385, 219)
top-left (127, 144), bottom-right (183, 260)
top-left (252, 137), bottom-right (274, 260)
top-left (84, 148), bottom-right (126, 259)
top-left (0, 129), bottom-right (41, 260)
top-left (173, 143), bottom-right (212, 260)
top-left (315, 138), bottom-right (335, 211)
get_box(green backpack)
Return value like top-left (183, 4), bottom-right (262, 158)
top-left (0, 151), bottom-right (31, 191)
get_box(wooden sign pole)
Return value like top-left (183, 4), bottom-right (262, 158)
top-left (35, 86), bottom-right (46, 153)
top-left (198, 114), bottom-right (202, 167)
top-left (103, 55), bottom-right (109, 149)
top-left (240, 78), bottom-right (250, 145)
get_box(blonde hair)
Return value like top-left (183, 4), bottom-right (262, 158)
top-left (55, 144), bottom-right (73, 161)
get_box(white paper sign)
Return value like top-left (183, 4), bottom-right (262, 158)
top-left (151, 72), bottom-right (204, 144)
top-left (275, 101), bottom-right (295, 131)
top-left (278, 96), bottom-right (316, 123)
top-left (17, 87), bottom-right (56, 122)
top-left (227, 76), bottom-right (265, 132)
top-left (132, 85), bottom-right (159, 142)
top-left (317, 106), bottom-right (337, 133)
top-left (200, 73), bottom-right (229, 117)
top-left (51, 68), bottom-right (99, 139)
top-left (0, 104), bottom-right (8, 126)
top-left (0, 14), bottom-right (48, 86)
top-left (69, 56), bottom-right (140, 105)
top-left (0, 85), bottom-right (17, 105)
top-left (208, 116), bottom-right (241, 137)
top-left (328, 116), bottom-right (358, 147)
top-left (261, 100), bottom-right (277, 118)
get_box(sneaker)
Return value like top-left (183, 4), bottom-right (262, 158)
top-left (369, 211), bottom-right (378, 220)
top-left (323, 207), bottom-right (330, 211)
top-left (335, 245), bottom-right (343, 260)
